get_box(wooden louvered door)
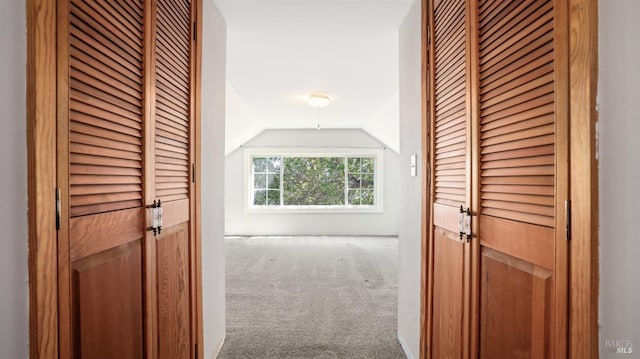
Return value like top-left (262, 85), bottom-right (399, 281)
top-left (424, 0), bottom-right (568, 357)
top-left (426, 0), bottom-right (471, 357)
top-left (474, 0), bottom-right (568, 357)
top-left (56, 0), bottom-right (199, 358)
top-left (57, 0), bottom-right (146, 357)
top-left (152, 0), bottom-right (196, 358)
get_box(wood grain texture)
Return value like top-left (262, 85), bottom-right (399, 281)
top-left (57, 0), bottom-right (72, 355)
top-left (143, 0), bottom-right (159, 355)
top-left (553, 0), bottom-right (570, 356)
top-left (419, 0), bottom-right (597, 358)
top-left (162, 198), bottom-right (190, 228)
top-left (157, 223), bottom-right (191, 359)
top-left (155, 0), bottom-right (192, 203)
top-left (467, 0), bottom-right (480, 356)
top-left (478, 0), bottom-right (556, 229)
top-left (479, 216), bottom-right (554, 270)
top-left (72, 240), bottom-right (144, 359)
top-left (68, 0), bottom-right (145, 217)
top-left (568, 0), bottom-right (599, 357)
top-left (480, 247), bottom-right (552, 358)
top-left (433, 0), bottom-right (467, 208)
top-left (27, 0), bottom-right (59, 357)
top-left (431, 231), bottom-right (465, 358)
top-left (433, 202), bottom-right (462, 234)
top-left (69, 208), bottom-right (144, 260)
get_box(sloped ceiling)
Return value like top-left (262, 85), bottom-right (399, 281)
top-left (215, 0), bottom-right (414, 154)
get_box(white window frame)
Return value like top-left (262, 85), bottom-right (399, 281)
top-left (244, 147), bottom-right (384, 213)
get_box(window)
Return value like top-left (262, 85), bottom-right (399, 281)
top-left (245, 148), bottom-right (383, 212)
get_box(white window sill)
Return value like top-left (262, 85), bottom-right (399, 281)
top-left (245, 205), bottom-right (383, 214)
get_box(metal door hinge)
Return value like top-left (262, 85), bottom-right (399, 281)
top-left (459, 206), bottom-right (473, 243)
top-left (146, 199), bottom-right (163, 236)
top-left (192, 163), bottom-right (196, 183)
top-left (565, 200), bottom-right (571, 241)
top-left (55, 188), bottom-right (61, 230)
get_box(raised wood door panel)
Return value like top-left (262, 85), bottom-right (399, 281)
top-left (475, 0), bottom-right (567, 356)
top-left (72, 240), bottom-right (144, 359)
top-left (479, 247), bottom-right (552, 359)
top-left (431, 227), bottom-right (465, 358)
top-left (153, 0), bottom-right (195, 358)
top-left (59, 0), bottom-right (147, 357)
top-left (428, 0), bottom-right (470, 357)
top-left (157, 222), bottom-right (191, 359)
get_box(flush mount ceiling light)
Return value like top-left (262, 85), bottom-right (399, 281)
top-left (307, 93), bottom-right (331, 108)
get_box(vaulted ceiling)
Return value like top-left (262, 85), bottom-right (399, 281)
top-left (214, 0), bottom-right (415, 154)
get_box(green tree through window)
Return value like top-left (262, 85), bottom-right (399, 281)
top-left (283, 157), bottom-right (345, 205)
top-left (251, 155), bottom-right (376, 207)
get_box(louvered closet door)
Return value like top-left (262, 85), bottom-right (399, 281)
top-left (153, 0), bottom-right (195, 358)
top-left (427, 0), bottom-right (470, 357)
top-left (58, 0), bottom-right (146, 358)
top-left (475, 0), bottom-right (568, 357)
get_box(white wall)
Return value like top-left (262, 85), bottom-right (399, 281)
top-left (0, 0), bottom-right (28, 358)
top-left (225, 82), bottom-right (263, 155)
top-left (598, 0), bottom-right (640, 356)
top-left (363, 91), bottom-right (401, 153)
top-left (225, 129), bottom-right (400, 236)
top-left (396, 1), bottom-right (422, 358)
top-left (201, 1), bottom-right (227, 357)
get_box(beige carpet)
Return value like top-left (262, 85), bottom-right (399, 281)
top-left (217, 236), bottom-right (406, 359)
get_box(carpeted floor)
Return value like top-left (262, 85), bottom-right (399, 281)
top-left (217, 236), bottom-right (407, 359)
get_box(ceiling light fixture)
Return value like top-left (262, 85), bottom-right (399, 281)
top-left (307, 93), bottom-right (331, 108)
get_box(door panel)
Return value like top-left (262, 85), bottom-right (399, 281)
top-left (425, 0), bottom-right (568, 357)
top-left (480, 248), bottom-right (552, 359)
top-left (72, 241), bottom-right (144, 359)
top-left (59, 0), bottom-right (199, 357)
top-left (432, 229), bottom-right (465, 358)
top-left (428, 0), bottom-right (469, 356)
top-left (476, 0), bottom-right (563, 357)
top-left (153, 0), bottom-right (194, 358)
top-left (157, 222), bottom-right (192, 359)
top-left (62, 0), bottom-right (146, 357)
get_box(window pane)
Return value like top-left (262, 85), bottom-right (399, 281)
top-left (348, 157), bottom-right (361, 173)
top-left (254, 174), bottom-right (266, 189)
top-left (361, 157), bottom-right (375, 173)
top-left (254, 190), bottom-right (267, 205)
top-left (348, 189), bottom-right (360, 205)
top-left (267, 190), bottom-right (281, 205)
top-left (361, 173), bottom-right (374, 189)
top-left (253, 158), bottom-right (267, 172)
top-left (267, 157), bottom-right (281, 172)
top-left (283, 157), bottom-right (345, 205)
top-left (361, 190), bottom-right (374, 205)
top-left (348, 174), bottom-right (360, 189)
top-left (267, 174), bottom-right (280, 189)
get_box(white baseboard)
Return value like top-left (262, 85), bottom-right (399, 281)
top-left (212, 336), bottom-right (226, 359)
top-left (398, 335), bottom-right (416, 359)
